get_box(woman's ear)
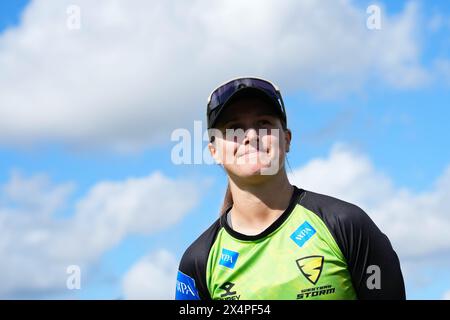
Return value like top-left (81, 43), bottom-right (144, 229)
top-left (285, 129), bottom-right (292, 153)
top-left (208, 142), bottom-right (223, 164)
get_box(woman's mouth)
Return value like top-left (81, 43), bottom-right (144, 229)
top-left (238, 147), bottom-right (269, 158)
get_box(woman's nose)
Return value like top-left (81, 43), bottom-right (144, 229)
top-left (243, 128), bottom-right (259, 145)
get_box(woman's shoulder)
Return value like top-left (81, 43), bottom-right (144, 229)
top-left (180, 217), bottom-right (223, 265)
top-left (298, 188), bottom-right (372, 227)
top-left (176, 217), bottom-right (223, 300)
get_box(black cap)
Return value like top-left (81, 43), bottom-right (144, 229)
top-left (206, 77), bottom-right (287, 129)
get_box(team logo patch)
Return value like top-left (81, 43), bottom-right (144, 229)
top-left (175, 270), bottom-right (200, 300)
top-left (219, 248), bottom-right (239, 269)
top-left (296, 255), bottom-right (324, 285)
top-left (290, 221), bottom-right (316, 248)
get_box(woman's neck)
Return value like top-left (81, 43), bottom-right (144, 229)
top-left (228, 170), bottom-right (294, 234)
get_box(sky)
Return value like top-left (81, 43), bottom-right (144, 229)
top-left (0, 0), bottom-right (449, 299)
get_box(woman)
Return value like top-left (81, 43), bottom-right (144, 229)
top-left (175, 77), bottom-right (405, 300)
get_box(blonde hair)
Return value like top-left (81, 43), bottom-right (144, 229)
top-left (220, 182), bottom-right (233, 216)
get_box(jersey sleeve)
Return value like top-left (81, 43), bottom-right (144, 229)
top-left (302, 191), bottom-right (406, 300)
top-left (175, 219), bottom-right (221, 300)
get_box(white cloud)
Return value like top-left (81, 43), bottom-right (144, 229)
top-left (0, 171), bottom-right (199, 298)
top-left (122, 249), bottom-right (177, 300)
top-left (0, 169), bottom-right (74, 216)
top-left (0, 0), bottom-right (428, 151)
top-left (428, 13), bottom-right (444, 32)
top-left (443, 290), bottom-right (450, 300)
top-left (428, 12), bottom-right (450, 32)
top-left (289, 144), bottom-right (450, 259)
top-left (433, 58), bottom-right (450, 86)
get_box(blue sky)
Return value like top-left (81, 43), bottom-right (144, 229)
top-left (0, 0), bottom-right (449, 299)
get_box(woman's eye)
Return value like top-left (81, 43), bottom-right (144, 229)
top-left (258, 119), bottom-right (272, 126)
top-left (228, 124), bottom-right (242, 130)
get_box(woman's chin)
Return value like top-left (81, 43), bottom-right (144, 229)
top-left (234, 161), bottom-right (279, 178)
top-left (238, 166), bottom-right (263, 177)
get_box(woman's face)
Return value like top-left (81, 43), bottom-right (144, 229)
top-left (208, 97), bottom-right (291, 180)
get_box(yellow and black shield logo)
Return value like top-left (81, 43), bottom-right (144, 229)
top-left (296, 255), bottom-right (324, 285)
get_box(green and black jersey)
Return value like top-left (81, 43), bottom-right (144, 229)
top-left (175, 186), bottom-right (405, 300)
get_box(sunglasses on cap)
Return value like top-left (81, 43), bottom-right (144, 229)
top-left (206, 77), bottom-right (287, 129)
